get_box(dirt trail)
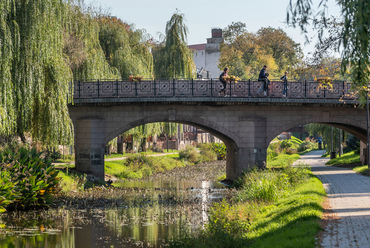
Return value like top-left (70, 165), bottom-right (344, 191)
top-left (295, 150), bottom-right (370, 248)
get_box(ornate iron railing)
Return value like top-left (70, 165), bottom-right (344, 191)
top-left (70, 79), bottom-right (355, 100)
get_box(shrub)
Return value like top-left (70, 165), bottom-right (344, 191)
top-left (0, 147), bottom-right (60, 210)
top-left (298, 141), bottom-right (316, 152)
top-left (0, 170), bottom-right (18, 213)
top-left (116, 154), bottom-right (184, 179)
top-left (179, 145), bottom-right (200, 164)
top-left (212, 143), bottom-right (226, 160)
top-left (280, 140), bottom-right (292, 149)
top-left (267, 142), bottom-right (280, 160)
top-left (199, 143), bottom-right (217, 162)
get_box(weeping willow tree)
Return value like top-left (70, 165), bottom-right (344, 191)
top-left (153, 10), bottom-right (196, 79)
top-left (64, 2), bottom-right (120, 80)
top-left (124, 123), bottom-right (162, 151)
top-left (0, 0), bottom-right (74, 146)
top-left (98, 17), bottom-right (153, 79)
top-left (123, 122), bottom-right (182, 151)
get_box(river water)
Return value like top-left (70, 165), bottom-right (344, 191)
top-left (0, 161), bottom-right (227, 248)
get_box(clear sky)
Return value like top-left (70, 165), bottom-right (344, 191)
top-left (85, 0), bottom-right (341, 57)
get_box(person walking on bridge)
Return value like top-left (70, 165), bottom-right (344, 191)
top-left (280, 71), bottom-right (288, 97)
top-left (218, 67), bottom-right (229, 96)
top-left (257, 65), bottom-right (268, 97)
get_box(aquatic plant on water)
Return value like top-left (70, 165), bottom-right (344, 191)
top-left (0, 147), bottom-right (60, 211)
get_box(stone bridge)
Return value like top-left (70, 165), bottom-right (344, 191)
top-left (68, 79), bottom-right (365, 181)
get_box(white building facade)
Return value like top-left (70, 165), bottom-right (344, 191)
top-left (189, 28), bottom-right (223, 79)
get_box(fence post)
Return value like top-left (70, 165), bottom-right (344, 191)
top-left (229, 81), bottom-right (232, 97)
top-left (173, 79), bottom-right (175, 97)
top-left (116, 79), bottom-right (119, 98)
top-left (248, 79), bottom-right (251, 97)
top-left (304, 80), bottom-right (307, 98)
top-left (97, 79), bottom-right (100, 98)
top-left (135, 80), bottom-right (138, 97)
top-left (154, 79), bottom-right (156, 97)
top-left (192, 78), bottom-right (194, 97)
top-left (324, 85), bottom-right (326, 99)
top-left (78, 80), bottom-right (81, 99)
top-left (342, 80), bottom-right (345, 98)
top-left (210, 78), bottom-right (213, 97)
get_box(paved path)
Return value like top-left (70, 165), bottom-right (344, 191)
top-left (295, 150), bottom-right (370, 248)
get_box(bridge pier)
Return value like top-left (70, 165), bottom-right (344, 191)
top-left (225, 116), bottom-right (268, 180)
top-left (74, 118), bottom-right (105, 179)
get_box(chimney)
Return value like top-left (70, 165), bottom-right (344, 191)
top-left (211, 28), bottom-right (222, 38)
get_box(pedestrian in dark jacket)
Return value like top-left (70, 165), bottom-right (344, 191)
top-left (218, 67), bottom-right (229, 96)
top-left (257, 65), bottom-right (268, 96)
top-left (280, 71), bottom-right (288, 97)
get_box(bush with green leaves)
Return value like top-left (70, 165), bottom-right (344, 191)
top-left (0, 147), bottom-right (60, 211)
top-left (211, 143), bottom-right (226, 160)
top-left (0, 170), bottom-right (18, 213)
top-left (198, 143), bottom-right (217, 162)
top-left (298, 140), bottom-right (317, 152)
top-left (179, 145), bottom-right (200, 164)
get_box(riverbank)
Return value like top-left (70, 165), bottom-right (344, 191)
top-left (168, 152), bottom-right (326, 248)
top-left (53, 160), bottom-right (227, 209)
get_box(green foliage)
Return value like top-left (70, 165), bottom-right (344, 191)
top-left (57, 170), bottom-right (86, 193)
top-left (326, 150), bottom-right (361, 165)
top-left (169, 160), bottom-right (324, 248)
top-left (211, 142), bottom-right (227, 160)
top-left (179, 145), bottom-right (200, 164)
top-left (220, 24), bottom-right (302, 79)
top-left (112, 154), bottom-right (184, 179)
top-left (305, 123), bottom-right (345, 153)
top-left (234, 165), bottom-right (310, 202)
top-left (198, 143), bottom-right (218, 162)
top-left (267, 153), bottom-right (300, 168)
top-left (153, 10), bottom-right (196, 78)
top-left (0, 170), bottom-right (18, 213)
top-left (298, 140), bottom-right (317, 152)
top-left (98, 16), bottom-right (153, 79)
top-left (0, 147), bottom-right (60, 210)
top-left (287, 0), bottom-right (370, 96)
top-left (343, 135), bottom-right (360, 153)
top-left (0, 0), bottom-right (74, 146)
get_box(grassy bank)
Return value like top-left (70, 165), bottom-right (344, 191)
top-left (326, 151), bottom-right (361, 165)
top-left (325, 151), bottom-right (370, 176)
top-left (168, 153), bottom-right (326, 248)
top-left (105, 154), bottom-right (184, 180)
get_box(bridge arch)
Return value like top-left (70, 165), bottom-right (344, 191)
top-left (104, 115), bottom-right (240, 146)
top-left (267, 115), bottom-right (367, 145)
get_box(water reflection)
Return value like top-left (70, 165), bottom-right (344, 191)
top-left (0, 178), bottom-right (227, 247)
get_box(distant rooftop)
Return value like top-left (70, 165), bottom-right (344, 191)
top-left (188, 44), bottom-right (206, 51)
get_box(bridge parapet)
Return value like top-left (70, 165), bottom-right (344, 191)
top-left (70, 79), bottom-right (355, 101)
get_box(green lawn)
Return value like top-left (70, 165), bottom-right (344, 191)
top-left (326, 151), bottom-right (361, 165)
top-left (105, 150), bottom-right (179, 159)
